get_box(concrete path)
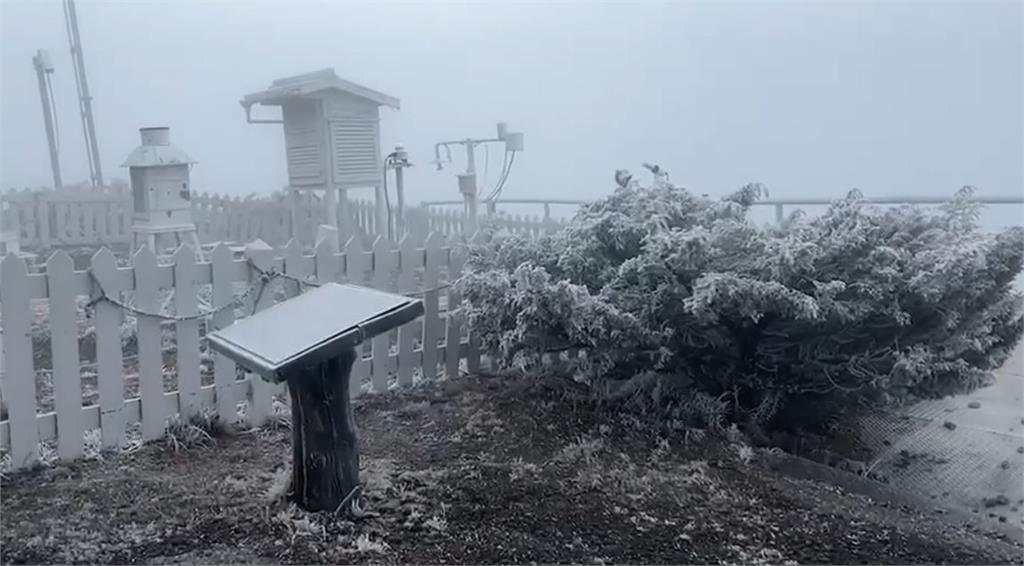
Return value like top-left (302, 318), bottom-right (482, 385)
top-left (858, 344), bottom-right (1024, 528)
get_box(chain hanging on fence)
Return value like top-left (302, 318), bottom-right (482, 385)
top-left (404, 284), bottom-right (453, 297)
top-left (85, 259), bottom-right (275, 322)
top-left (84, 259), bottom-right (456, 323)
top-left (247, 263), bottom-right (454, 297)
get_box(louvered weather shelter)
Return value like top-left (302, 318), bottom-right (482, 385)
top-left (241, 69), bottom-right (400, 242)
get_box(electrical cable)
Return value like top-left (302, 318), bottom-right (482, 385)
top-left (483, 165), bottom-right (504, 202)
top-left (499, 151), bottom-right (516, 194)
top-left (499, 151), bottom-right (516, 189)
top-left (483, 150), bottom-right (511, 202)
top-left (494, 151), bottom-right (515, 201)
top-left (486, 150), bottom-right (516, 202)
top-left (493, 151), bottom-right (517, 202)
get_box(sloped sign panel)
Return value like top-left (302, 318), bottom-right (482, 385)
top-left (207, 282), bottom-right (424, 383)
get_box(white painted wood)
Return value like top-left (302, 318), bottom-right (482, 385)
top-left (397, 235), bottom-right (419, 387)
top-left (46, 250), bottom-right (84, 459)
top-left (54, 202), bottom-right (67, 243)
top-left (96, 201), bottom-right (109, 243)
top-left (211, 195), bottom-right (226, 244)
top-left (81, 202), bottom-right (96, 243)
top-left (36, 193), bottom-right (51, 247)
top-left (0, 227), bottom-right (525, 463)
top-left (465, 231), bottom-right (484, 374)
top-left (243, 239), bottom-right (275, 426)
top-left (370, 236), bottom-right (393, 392)
top-left (210, 243), bottom-right (238, 424)
top-left (0, 376), bottom-right (259, 449)
top-left (173, 245), bottom-right (201, 421)
top-left (445, 237), bottom-right (466, 380)
top-left (91, 248), bottom-right (125, 448)
top-left (1, 253), bottom-right (38, 468)
top-left (343, 236), bottom-right (370, 391)
top-left (282, 239), bottom-right (306, 299)
top-left (313, 238), bottom-right (337, 284)
top-left (277, 239), bottom-right (310, 404)
top-left (133, 246), bottom-right (165, 440)
top-left (68, 202), bottom-right (83, 242)
top-left (2, 187), bottom-right (561, 251)
top-left (421, 233), bottom-right (442, 381)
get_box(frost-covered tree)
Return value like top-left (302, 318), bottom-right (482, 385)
top-left (456, 183), bottom-right (1024, 432)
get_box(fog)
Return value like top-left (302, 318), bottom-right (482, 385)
top-left (2, 1), bottom-right (1021, 209)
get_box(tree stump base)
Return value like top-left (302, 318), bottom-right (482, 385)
top-left (285, 347), bottom-right (361, 513)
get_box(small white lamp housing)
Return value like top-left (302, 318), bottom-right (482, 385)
top-left (122, 127), bottom-right (197, 232)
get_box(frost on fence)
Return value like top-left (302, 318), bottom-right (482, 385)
top-left (0, 233), bottom-right (475, 471)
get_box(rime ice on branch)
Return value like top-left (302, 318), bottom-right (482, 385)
top-left (456, 183), bottom-right (1024, 431)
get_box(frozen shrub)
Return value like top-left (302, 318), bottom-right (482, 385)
top-left (456, 183), bottom-right (1024, 432)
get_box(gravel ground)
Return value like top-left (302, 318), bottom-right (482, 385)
top-left (2, 374), bottom-right (1022, 565)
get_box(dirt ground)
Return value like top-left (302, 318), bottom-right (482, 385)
top-left (2, 374), bottom-right (1022, 565)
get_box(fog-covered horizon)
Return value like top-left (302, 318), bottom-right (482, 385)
top-left (2, 1), bottom-right (1021, 206)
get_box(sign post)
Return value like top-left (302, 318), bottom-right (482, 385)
top-left (207, 282), bottom-right (424, 512)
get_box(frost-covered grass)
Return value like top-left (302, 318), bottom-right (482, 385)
top-left (3, 371), bottom-right (1020, 565)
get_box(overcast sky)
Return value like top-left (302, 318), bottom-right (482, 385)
top-left (1, 0), bottom-right (1021, 208)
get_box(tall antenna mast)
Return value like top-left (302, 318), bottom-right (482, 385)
top-left (64, 0), bottom-right (103, 186)
top-left (33, 49), bottom-right (63, 189)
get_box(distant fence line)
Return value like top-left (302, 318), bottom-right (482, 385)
top-left (0, 186), bottom-right (563, 253)
top-left (423, 193), bottom-right (1024, 224)
top-left (8, 186), bottom-right (1015, 255)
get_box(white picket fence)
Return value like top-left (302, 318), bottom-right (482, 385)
top-left (0, 231), bottom-right (488, 471)
top-left (0, 185), bottom-right (381, 248)
top-left (0, 186), bottom-right (559, 251)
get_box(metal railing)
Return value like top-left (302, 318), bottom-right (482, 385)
top-left (421, 194), bottom-right (1024, 224)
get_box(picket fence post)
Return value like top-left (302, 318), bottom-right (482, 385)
top-left (133, 246), bottom-right (165, 441)
top-left (444, 236), bottom-right (466, 379)
top-left (91, 247), bottom-right (126, 448)
top-left (46, 251), bottom-right (84, 460)
top-left (244, 239), bottom-right (275, 426)
top-left (174, 245), bottom-right (202, 420)
top-left (421, 233), bottom-right (442, 381)
top-left (210, 243), bottom-right (239, 424)
top-left (344, 236), bottom-right (370, 393)
top-left (1, 253), bottom-right (39, 468)
top-left (465, 231), bottom-right (484, 374)
top-left (397, 235), bottom-right (419, 387)
top-left (370, 237), bottom-right (393, 392)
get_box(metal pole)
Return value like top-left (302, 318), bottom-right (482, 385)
top-left (337, 189), bottom-right (351, 243)
top-left (395, 164), bottom-right (405, 237)
top-left (465, 139), bottom-right (476, 175)
top-left (65, 0), bottom-right (104, 186)
top-left (289, 187), bottom-right (300, 242)
top-left (33, 51), bottom-right (63, 190)
top-left (374, 183), bottom-right (387, 239)
top-left (463, 141), bottom-right (478, 235)
top-left (465, 195), bottom-right (478, 235)
top-left (324, 187), bottom-right (339, 229)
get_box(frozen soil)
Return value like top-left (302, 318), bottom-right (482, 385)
top-left (2, 374), bottom-right (1022, 565)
